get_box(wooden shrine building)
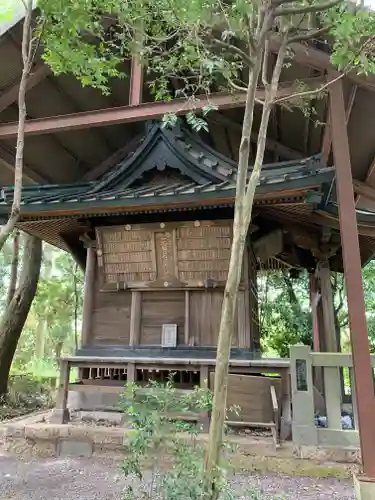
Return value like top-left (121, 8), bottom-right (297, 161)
top-left (0, 116), bottom-right (374, 441)
top-left (3, 5), bottom-right (375, 478)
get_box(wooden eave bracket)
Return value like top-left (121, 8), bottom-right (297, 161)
top-left (79, 233), bottom-right (96, 249)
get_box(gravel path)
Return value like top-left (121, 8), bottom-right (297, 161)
top-left (0, 453), bottom-right (355, 500)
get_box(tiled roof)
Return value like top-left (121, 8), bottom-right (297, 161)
top-left (0, 121), bottom-right (333, 215)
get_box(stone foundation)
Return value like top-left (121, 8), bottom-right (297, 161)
top-left (68, 391), bottom-right (120, 412)
top-left (0, 410), bottom-right (363, 479)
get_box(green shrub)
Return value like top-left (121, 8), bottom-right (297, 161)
top-left (120, 377), bottom-right (268, 500)
top-left (0, 373), bottom-right (54, 421)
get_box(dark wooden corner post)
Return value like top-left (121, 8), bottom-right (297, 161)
top-left (329, 75), bottom-right (375, 478)
top-left (81, 245), bottom-right (96, 347)
top-left (316, 260), bottom-right (337, 353)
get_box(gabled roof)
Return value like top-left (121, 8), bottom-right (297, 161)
top-left (0, 121), bottom-right (332, 218)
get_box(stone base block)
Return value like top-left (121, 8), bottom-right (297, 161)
top-left (48, 409), bottom-right (70, 424)
top-left (58, 439), bottom-right (93, 458)
top-left (354, 475), bottom-right (375, 500)
top-left (68, 391), bottom-right (120, 411)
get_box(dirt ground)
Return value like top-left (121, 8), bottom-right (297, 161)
top-left (0, 453), bottom-right (355, 500)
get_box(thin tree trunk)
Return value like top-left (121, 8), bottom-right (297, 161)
top-left (35, 244), bottom-right (53, 360)
top-left (6, 231), bottom-right (20, 306)
top-left (0, 235), bottom-right (42, 395)
top-left (205, 32), bottom-right (288, 493)
top-left (0, 0), bottom-right (34, 252)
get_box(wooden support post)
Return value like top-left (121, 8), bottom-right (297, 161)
top-left (50, 360), bottom-right (70, 424)
top-left (309, 274), bottom-right (326, 401)
top-left (317, 260), bottom-right (337, 353)
top-left (129, 291), bottom-right (141, 346)
top-left (81, 246), bottom-right (96, 347)
top-left (127, 362), bottom-right (136, 383)
top-left (309, 274), bottom-right (321, 352)
top-left (184, 290), bottom-right (190, 345)
top-left (329, 76), bottom-right (375, 477)
top-left (129, 22), bottom-right (143, 107)
top-left (129, 57), bottom-right (143, 106)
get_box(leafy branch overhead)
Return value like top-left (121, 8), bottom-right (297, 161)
top-left (39, 0), bottom-right (375, 114)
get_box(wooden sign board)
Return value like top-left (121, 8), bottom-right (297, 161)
top-left (96, 220), bottom-right (233, 289)
top-left (161, 324), bottom-right (177, 347)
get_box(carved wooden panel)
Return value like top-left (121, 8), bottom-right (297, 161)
top-left (96, 220), bottom-right (233, 289)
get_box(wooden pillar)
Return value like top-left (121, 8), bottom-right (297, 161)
top-left (316, 260), bottom-right (337, 353)
top-left (184, 290), bottom-right (190, 345)
top-left (129, 291), bottom-right (141, 346)
top-left (309, 273), bottom-right (325, 397)
top-left (129, 57), bottom-right (143, 106)
top-left (81, 246), bottom-right (96, 347)
top-left (329, 76), bottom-right (375, 477)
top-left (309, 274), bottom-right (321, 352)
top-left (127, 362), bottom-right (136, 383)
top-left (50, 360), bottom-right (70, 423)
top-left (129, 23), bottom-right (143, 107)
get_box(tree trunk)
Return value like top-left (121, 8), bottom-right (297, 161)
top-left (205, 33), bottom-right (288, 495)
top-left (35, 244), bottom-right (52, 360)
top-left (6, 231), bottom-right (20, 306)
top-left (0, 0), bottom-right (34, 252)
top-left (0, 235), bottom-right (42, 395)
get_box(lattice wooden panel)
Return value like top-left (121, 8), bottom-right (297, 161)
top-left (96, 220), bottom-right (233, 289)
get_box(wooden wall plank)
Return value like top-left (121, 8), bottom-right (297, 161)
top-left (189, 291), bottom-right (238, 346)
top-left (140, 291), bottom-right (185, 345)
top-left (92, 288), bottom-right (131, 344)
top-left (129, 291), bottom-right (142, 346)
top-left (184, 290), bottom-right (190, 345)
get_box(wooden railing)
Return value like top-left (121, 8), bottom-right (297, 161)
top-left (290, 345), bottom-right (375, 448)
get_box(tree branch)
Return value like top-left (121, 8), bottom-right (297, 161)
top-left (275, 0), bottom-right (342, 17)
top-left (288, 25), bottom-right (331, 44)
top-left (211, 38), bottom-right (254, 67)
top-left (274, 70), bottom-right (344, 104)
top-left (243, 32), bottom-right (289, 227)
top-left (262, 38), bottom-right (270, 87)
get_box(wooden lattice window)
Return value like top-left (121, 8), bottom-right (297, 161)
top-left (95, 220), bottom-right (234, 290)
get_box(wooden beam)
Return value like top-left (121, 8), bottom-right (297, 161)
top-left (0, 77), bottom-right (325, 138)
top-left (0, 64), bottom-right (50, 114)
top-left (329, 74), bottom-right (375, 478)
top-left (209, 113), bottom-right (303, 161)
top-left (311, 210), bottom-right (375, 238)
top-left (129, 56), bottom-right (143, 106)
top-left (321, 84), bottom-right (357, 165)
